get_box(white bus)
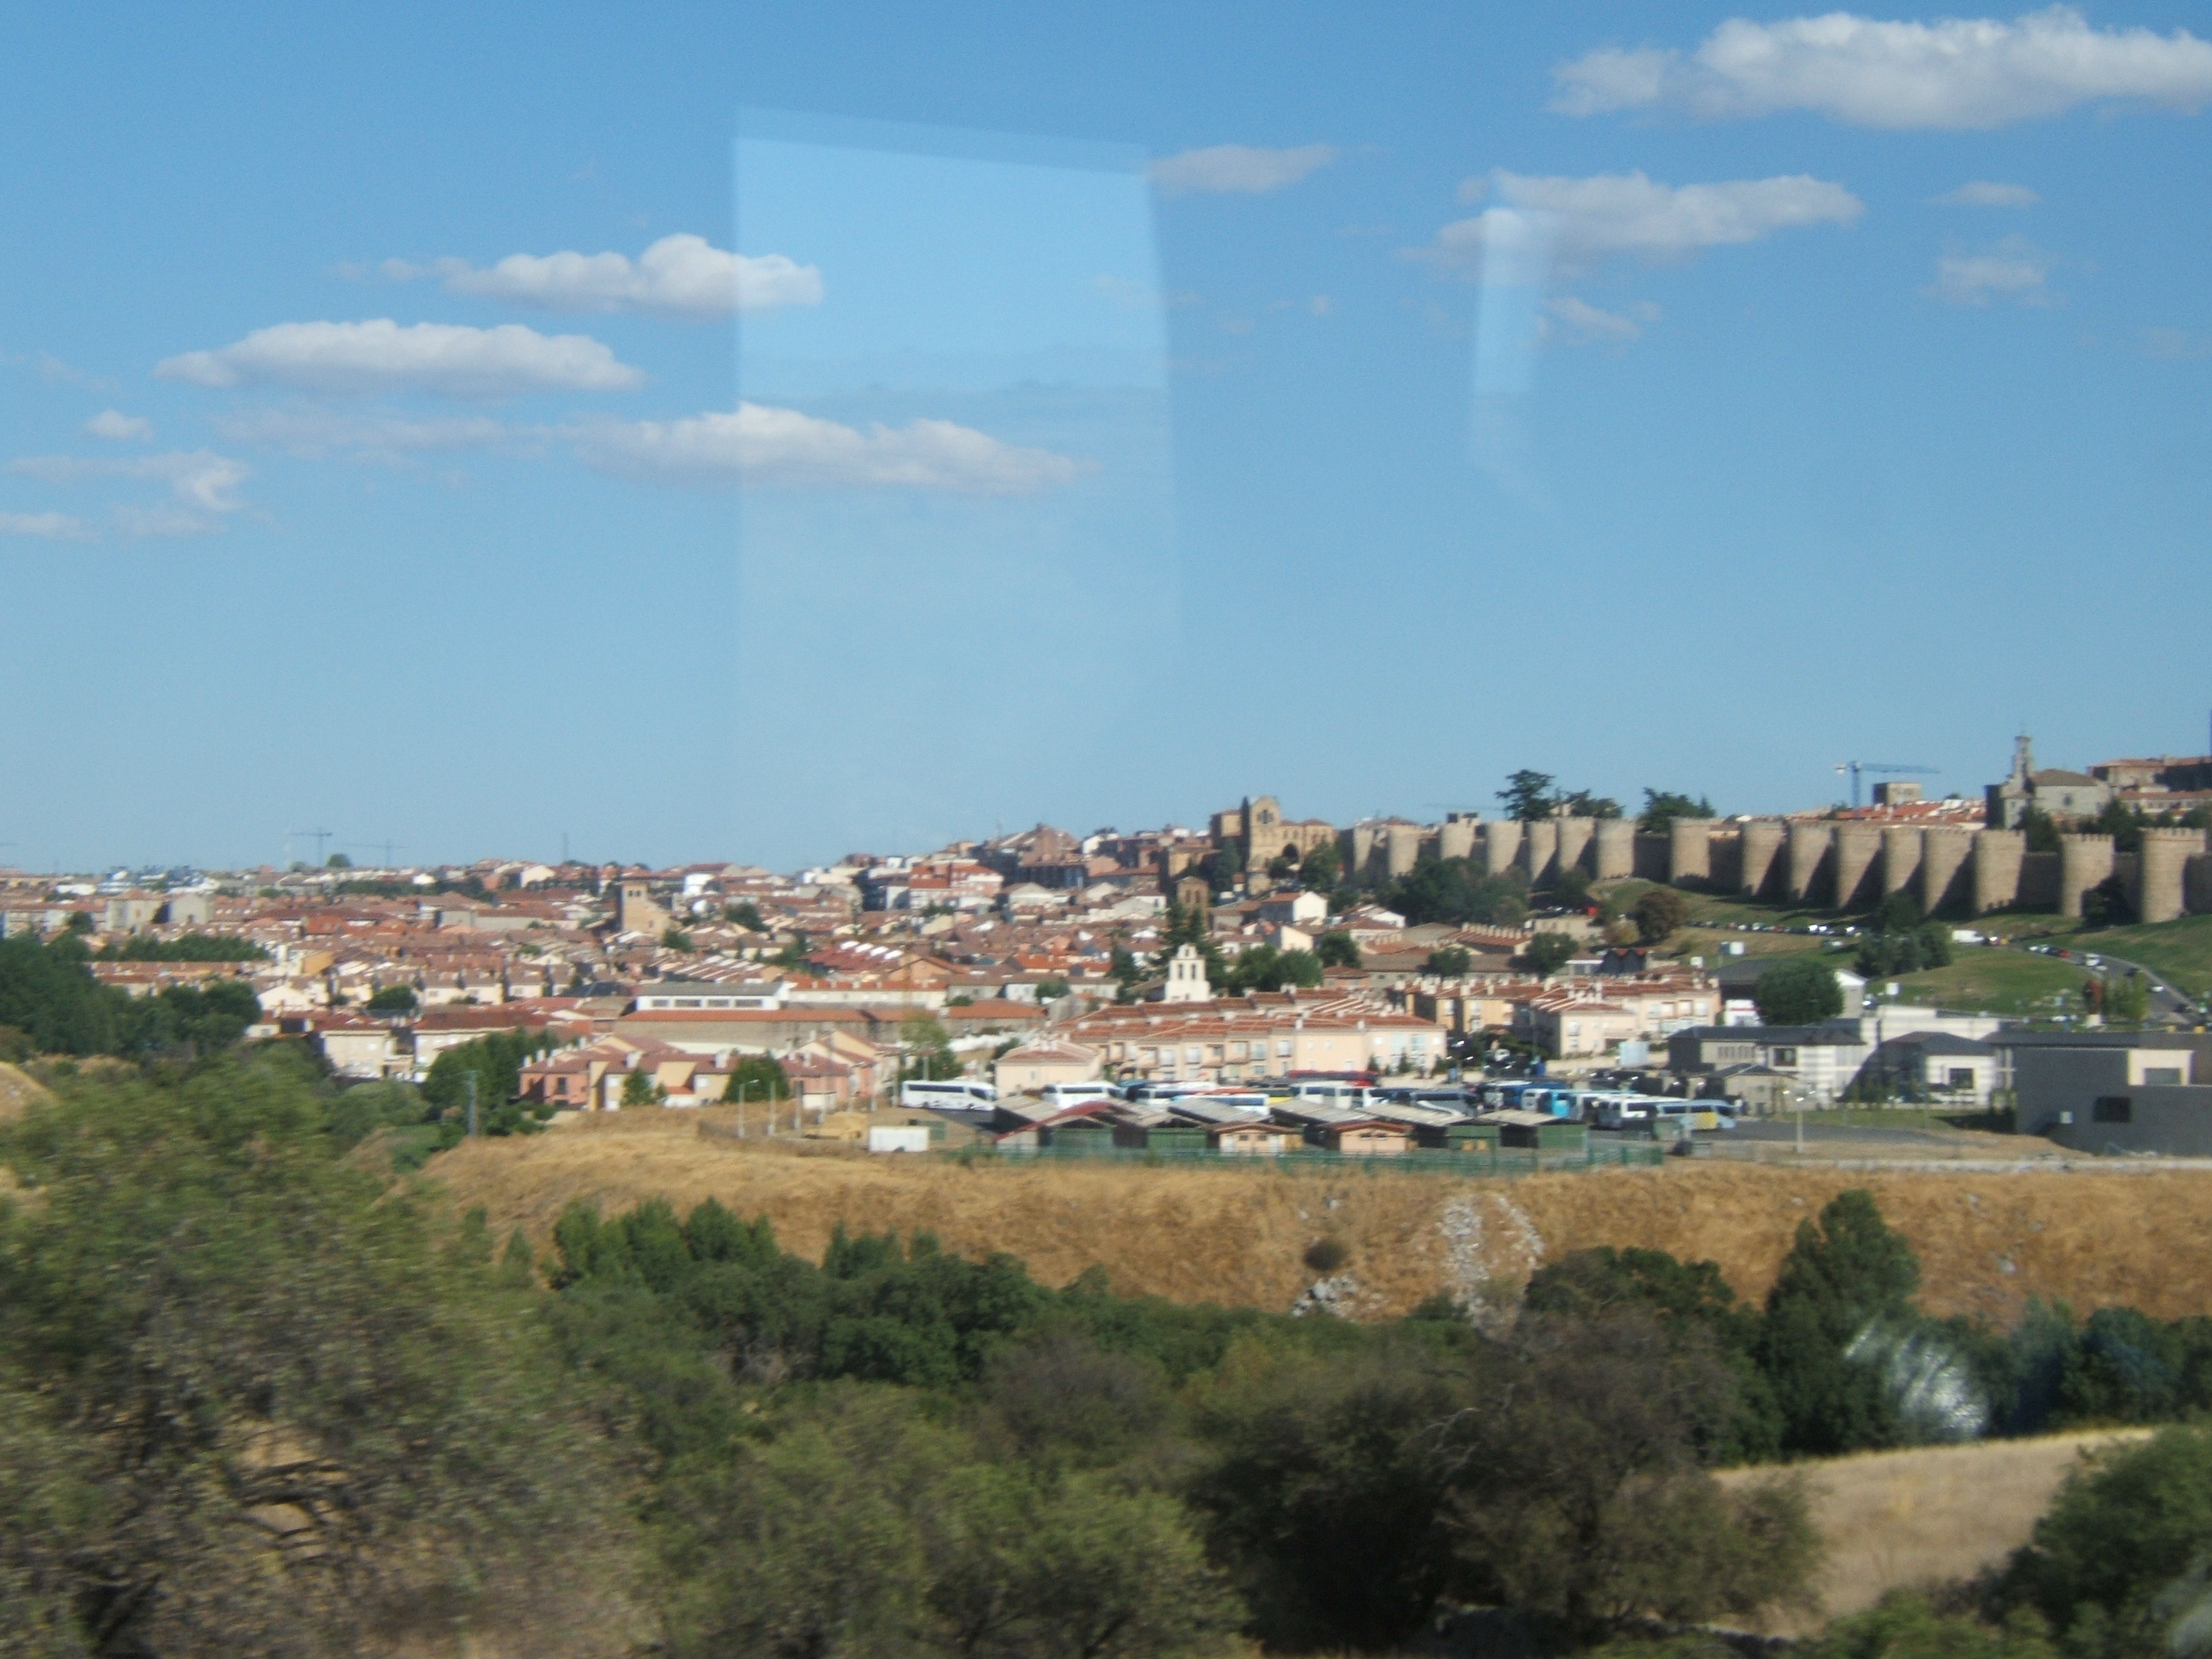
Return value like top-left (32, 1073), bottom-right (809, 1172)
top-left (899, 1080), bottom-right (997, 1112)
top-left (1286, 1080), bottom-right (1372, 1109)
top-left (1038, 1081), bottom-right (1115, 1108)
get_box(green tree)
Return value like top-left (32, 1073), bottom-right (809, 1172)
top-left (1447, 1312), bottom-right (1817, 1640)
top-left (1295, 838), bottom-right (1341, 893)
top-left (2103, 972), bottom-right (2151, 1028)
top-left (1994, 1427), bottom-right (2212, 1659)
top-left (1640, 789), bottom-right (1717, 837)
top-left (63, 911), bottom-right (93, 935)
top-left (1222, 946), bottom-right (1324, 995)
top-left (94, 934), bottom-right (267, 963)
top-left (365, 983), bottom-right (419, 1015)
top-left (1559, 790), bottom-right (1622, 819)
top-left (1316, 930), bottom-right (1361, 969)
top-left (1109, 944), bottom-right (1143, 1003)
top-left (324, 1078), bottom-right (432, 1150)
top-left (1189, 1341), bottom-right (1474, 1651)
top-left (0, 935), bottom-right (259, 1060)
top-left (900, 1013), bottom-right (963, 1081)
top-left (1806, 1594), bottom-right (2058, 1659)
top-left (661, 926), bottom-right (695, 952)
top-left (1202, 840), bottom-right (1244, 888)
top-left (620, 1067), bottom-right (662, 1108)
top-left (1427, 946), bottom-right (1474, 976)
top-left (1555, 865), bottom-right (1594, 908)
top-left (661, 1410), bottom-right (936, 1659)
top-left (2089, 797), bottom-right (2148, 854)
top-left (2081, 875), bottom-right (2131, 928)
top-left (725, 1054), bottom-right (791, 1103)
top-left (1162, 899), bottom-right (1226, 981)
top-left (925, 1464), bottom-right (1242, 1659)
top-left (1633, 886), bottom-right (1690, 944)
top-left (769, 931), bottom-right (811, 971)
top-left (1500, 770), bottom-right (1558, 823)
top-left (2020, 805), bottom-right (2064, 855)
top-left (1757, 1191), bottom-right (1923, 1456)
top-left (0, 1057), bottom-right (627, 1655)
top-left (1755, 955), bottom-right (1845, 1026)
top-left (326, 850), bottom-right (352, 869)
top-left (725, 899), bottom-right (765, 931)
top-left (1875, 889), bottom-right (1924, 934)
top-left (1387, 859), bottom-right (1529, 927)
top-left (1524, 932), bottom-right (1578, 977)
top-left (422, 1026), bottom-right (562, 1137)
top-left (1522, 1249), bottom-right (1781, 1463)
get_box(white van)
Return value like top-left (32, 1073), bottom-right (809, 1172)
top-left (1038, 1081), bottom-right (1114, 1108)
top-left (1593, 1096), bottom-right (1656, 1131)
top-left (899, 1080), bottom-right (997, 1112)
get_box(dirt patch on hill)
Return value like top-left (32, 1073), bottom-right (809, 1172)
top-left (423, 1111), bottom-right (2212, 1323)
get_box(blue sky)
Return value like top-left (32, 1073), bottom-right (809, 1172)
top-left (3, 2), bottom-right (2209, 872)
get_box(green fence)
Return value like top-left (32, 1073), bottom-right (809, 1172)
top-left (944, 1143), bottom-right (1667, 1176)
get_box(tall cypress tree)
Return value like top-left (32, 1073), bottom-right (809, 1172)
top-left (1757, 1190), bottom-right (1921, 1455)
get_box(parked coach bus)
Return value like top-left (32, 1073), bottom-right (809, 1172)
top-left (899, 1080), bottom-right (997, 1113)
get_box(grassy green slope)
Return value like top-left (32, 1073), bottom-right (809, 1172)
top-left (1881, 947), bottom-right (2090, 1016)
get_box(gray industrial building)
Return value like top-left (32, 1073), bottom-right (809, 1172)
top-left (1997, 1030), bottom-right (2212, 1155)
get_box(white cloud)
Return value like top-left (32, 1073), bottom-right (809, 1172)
top-left (216, 406), bottom-right (513, 461)
top-left (0, 511), bottom-right (92, 540)
top-left (1150, 143), bottom-right (1336, 196)
top-left (9, 451), bottom-right (253, 521)
top-left (570, 403), bottom-right (1086, 495)
top-left (1552, 8), bottom-right (2212, 129)
top-left (1543, 296), bottom-right (1662, 345)
top-left (83, 410), bottom-right (153, 441)
top-left (1931, 180), bottom-right (2040, 207)
top-left (1424, 170), bottom-right (1863, 276)
top-left (393, 234), bottom-right (823, 320)
top-left (154, 319), bottom-right (642, 399)
top-left (1925, 237), bottom-right (2053, 304)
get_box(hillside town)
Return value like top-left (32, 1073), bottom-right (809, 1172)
top-left (11, 737), bottom-right (2212, 1160)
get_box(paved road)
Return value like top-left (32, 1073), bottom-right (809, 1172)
top-left (2001, 944), bottom-right (2206, 1022)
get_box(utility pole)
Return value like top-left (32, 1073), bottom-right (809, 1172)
top-left (465, 1071), bottom-right (480, 1139)
top-left (288, 827), bottom-right (335, 865)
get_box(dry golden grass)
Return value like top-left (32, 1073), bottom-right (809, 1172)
top-left (423, 1109), bottom-right (2212, 1323)
top-left (1719, 1431), bottom-right (2149, 1633)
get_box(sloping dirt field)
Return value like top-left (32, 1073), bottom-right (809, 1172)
top-left (1719, 1431), bottom-right (2150, 1633)
top-left (423, 1110), bottom-right (2212, 1324)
